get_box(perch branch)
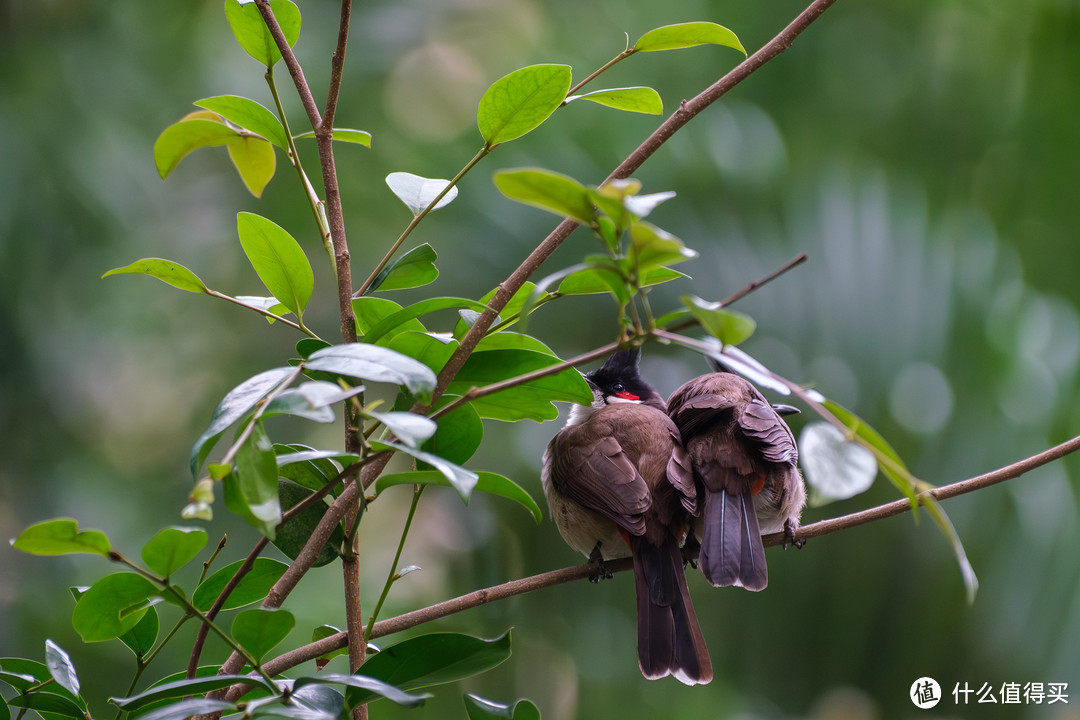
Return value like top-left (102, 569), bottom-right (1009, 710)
top-left (255, 431), bottom-right (1080, 675)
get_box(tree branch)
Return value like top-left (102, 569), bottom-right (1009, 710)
top-left (323, 0), bottom-right (352, 130)
top-left (254, 431), bottom-right (1080, 676)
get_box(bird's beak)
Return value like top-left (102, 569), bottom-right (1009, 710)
top-left (771, 403), bottom-right (800, 416)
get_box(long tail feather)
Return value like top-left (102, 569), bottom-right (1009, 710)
top-left (632, 536), bottom-right (713, 685)
top-left (699, 488), bottom-right (768, 591)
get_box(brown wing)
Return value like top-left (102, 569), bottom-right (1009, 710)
top-left (546, 430), bottom-right (650, 536)
top-left (666, 391), bottom-right (740, 438)
top-left (738, 396), bottom-right (798, 466)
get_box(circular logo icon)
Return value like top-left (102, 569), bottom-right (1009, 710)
top-left (911, 677), bottom-right (941, 709)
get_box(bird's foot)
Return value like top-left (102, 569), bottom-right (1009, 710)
top-left (682, 529), bottom-right (701, 570)
top-left (587, 543), bottom-right (613, 583)
top-left (783, 519), bottom-right (806, 550)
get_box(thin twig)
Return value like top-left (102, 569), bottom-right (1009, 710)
top-left (256, 431), bottom-right (1080, 675)
top-left (323, 0), bottom-right (352, 129)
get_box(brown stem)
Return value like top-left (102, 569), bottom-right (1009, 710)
top-left (252, 0), bottom-right (356, 342)
top-left (255, 431), bottom-right (1080, 675)
top-left (323, 0), bottom-right (352, 129)
top-left (186, 537), bottom-right (269, 679)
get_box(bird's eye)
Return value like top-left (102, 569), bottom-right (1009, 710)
top-left (612, 383), bottom-right (625, 392)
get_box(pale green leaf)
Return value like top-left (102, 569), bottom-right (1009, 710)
top-left (565, 86), bottom-right (663, 115)
top-left (477, 64), bottom-right (572, 147)
top-left (633, 21), bottom-right (745, 54)
top-left (102, 258), bottom-right (208, 293)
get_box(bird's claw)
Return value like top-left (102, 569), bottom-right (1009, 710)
top-left (587, 543), bottom-right (613, 583)
top-left (783, 519), bottom-right (806, 550)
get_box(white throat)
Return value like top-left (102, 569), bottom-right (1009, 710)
top-left (565, 392), bottom-right (641, 427)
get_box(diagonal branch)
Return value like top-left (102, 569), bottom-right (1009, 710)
top-left (255, 431), bottom-right (1080, 677)
top-left (427, 0), bottom-right (840, 411)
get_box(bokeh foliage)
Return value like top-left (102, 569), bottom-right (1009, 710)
top-left (2, 1), bottom-right (1079, 718)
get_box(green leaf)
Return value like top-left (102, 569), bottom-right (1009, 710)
top-left (822, 399), bottom-right (917, 502)
top-left (224, 0), bottom-right (301, 66)
top-left (294, 128), bottom-right (372, 147)
top-left (237, 212), bottom-right (314, 319)
top-left (141, 527), bottom-right (208, 578)
top-left (7, 692), bottom-right (84, 720)
top-left (232, 422), bottom-right (283, 538)
top-left (296, 338), bottom-right (331, 359)
top-left (477, 64), bottom-right (572, 147)
top-left (624, 190), bottom-right (677, 218)
top-left (0, 695), bottom-right (8, 720)
top-left (367, 244), bottom-right (439, 294)
top-left (311, 625), bottom-right (348, 664)
top-left (195, 95), bottom-right (288, 148)
top-left (136, 699), bottom-right (237, 720)
top-left (682, 295), bottom-right (757, 346)
top-left (464, 694), bottom-right (541, 720)
top-left (345, 632), bottom-right (512, 706)
top-left (365, 411), bottom-right (437, 449)
top-left (629, 221), bottom-right (697, 270)
top-left (633, 21), bottom-right (745, 54)
top-left (102, 258), bottom-right (208, 293)
top-left (362, 297), bottom-right (490, 346)
top-left (44, 640), bottom-right (79, 697)
top-left (922, 497), bottom-right (979, 603)
top-left (111, 674), bottom-right (275, 711)
top-left (493, 168), bottom-right (594, 224)
top-left (800, 422), bottom-right (877, 506)
top-left (387, 331), bottom-right (458, 374)
top-left (192, 558), bottom-right (290, 612)
top-left (276, 443), bottom-right (345, 492)
top-left (377, 471), bottom-right (542, 524)
top-left (305, 344), bottom-right (437, 400)
top-left (227, 135), bottom-right (276, 198)
top-left (232, 608), bottom-right (295, 662)
top-left (372, 441), bottom-right (478, 502)
top-left (190, 367), bottom-right (295, 477)
top-left (558, 266), bottom-right (686, 296)
top-left (0, 659), bottom-right (51, 692)
top-left (385, 172), bottom-right (459, 216)
top-left (422, 396), bottom-right (483, 465)
top-left (473, 331), bottom-right (556, 353)
top-left (263, 391), bottom-right (337, 424)
top-left (71, 573), bottom-right (159, 642)
top-left (448, 349), bottom-right (593, 421)
top-left (566, 86), bottom-right (663, 115)
top-left (352, 297), bottom-right (426, 342)
top-left (293, 675), bottom-right (429, 709)
top-left (11, 519), bottom-right (111, 557)
top-left (274, 479), bottom-right (343, 568)
top-left (119, 607), bottom-right (159, 658)
top-left (153, 116), bottom-right (238, 179)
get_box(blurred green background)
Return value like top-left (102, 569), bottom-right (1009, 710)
top-left (2, 0), bottom-right (1079, 718)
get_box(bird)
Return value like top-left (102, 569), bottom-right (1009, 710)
top-left (541, 348), bottom-right (712, 685)
top-left (666, 368), bottom-right (805, 592)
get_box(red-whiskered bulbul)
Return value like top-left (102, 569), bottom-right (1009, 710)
top-left (667, 370), bottom-right (805, 592)
top-left (541, 348), bottom-right (712, 685)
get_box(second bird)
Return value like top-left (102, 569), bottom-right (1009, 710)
top-left (667, 369), bottom-right (806, 592)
